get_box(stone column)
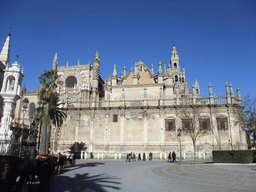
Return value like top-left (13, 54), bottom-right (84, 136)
top-left (227, 107), bottom-right (233, 150)
top-left (143, 113), bottom-right (148, 144)
top-left (104, 113), bottom-right (109, 146)
top-left (89, 113), bottom-right (95, 152)
top-left (120, 114), bottom-right (124, 145)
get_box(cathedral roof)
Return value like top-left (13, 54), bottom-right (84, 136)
top-left (123, 71), bottom-right (152, 85)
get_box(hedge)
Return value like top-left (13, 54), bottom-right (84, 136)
top-left (212, 150), bottom-right (256, 163)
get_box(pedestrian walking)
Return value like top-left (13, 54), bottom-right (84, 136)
top-left (149, 152), bottom-right (153, 161)
top-left (126, 153), bottom-right (129, 162)
top-left (172, 151), bottom-right (176, 162)
top-left (138, 153), bottom-right (141, 161)
top-left (168, 152), bottom-right (172, 162)
top-left (143, 153), bottom-right (146, 161)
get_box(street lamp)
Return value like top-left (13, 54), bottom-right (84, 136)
top-left (177, 128), bottom-right (182, 165)
top-left (29, 109), bottom-right (39, 159)
top-left (19, 98), bottom-right (29, 157)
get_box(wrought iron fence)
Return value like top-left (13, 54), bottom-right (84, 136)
top-left (0, 140), bottom-right (37, 159)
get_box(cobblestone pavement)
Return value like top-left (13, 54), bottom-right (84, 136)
top-left (50, 159), bottom-right (256, 192)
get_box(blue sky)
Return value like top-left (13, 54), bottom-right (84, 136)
top-left (0, 0), bottom-right (255, 97)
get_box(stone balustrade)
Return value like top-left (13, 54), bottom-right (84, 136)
top-left (61, 94), bottom-right (242, 109)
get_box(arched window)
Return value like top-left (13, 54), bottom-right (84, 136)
top-left (175, 75), bottom-right (178, 82)
top-left (174, 63), bottom-right (177, 69)
top-left (196, 89), bottom-right (199, 94)
top-left (179, 77), bottom-right (181, 82)
top-left (29, 103), bottom-right (36, 117)
top-left (66, 76), bottom-right (77, 88)
top-left (182, 77), bottom-right (184, 83)
top-left (6, 76), bottom-right (15, 92)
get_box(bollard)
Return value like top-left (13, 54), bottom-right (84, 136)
top-left (101, 153), bottom-right (104, 160)
top-left (204, 152), bottom-right (206, 159)
top-left (119, 153), bottom-right (121, 160)
top-left (184, 152), bottom-right (186, 160)
top-left (81, 151), bottom-right (84, 159)
top-left (85, 152), bottom-right (87, 160)
top-left (199, 150), bottom-right (201, 159)
top-left (160, 152), bottom-right (162, 160)
top-left (164, 152), bottom-right (167, 160)
top-left (97, 153), bottom-right (100, 160)
top-left (115, 153), bottom-right (117, 160)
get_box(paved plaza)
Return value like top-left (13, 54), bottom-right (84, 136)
top-left (50, 159), bottom-right (256, 192)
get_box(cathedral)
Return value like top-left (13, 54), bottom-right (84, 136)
top-left (1, 34), bottom-right (247, 159)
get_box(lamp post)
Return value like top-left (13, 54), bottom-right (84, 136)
top-left (19, 98), bottom-right (29, 157)
top-left (177, 128), bottom-right (182, 165)
top-left (29, 110), bottom-right (39, 159)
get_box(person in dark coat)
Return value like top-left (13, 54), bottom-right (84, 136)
top-left (133, 153), bottom-right (136, 161)
top-left (172, 151), bottom-right (176, 162)
top-left (126, 153), bottom-right (129, 162)
top-left (168, 152), bottom-right (172, 162)
top-left (143, 153), bottom-right (146, 161)
top-left (138, 153), bottom-right (141, 161)
top-left (149, 152), bottom-right (153, 161)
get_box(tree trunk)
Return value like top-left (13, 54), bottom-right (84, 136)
top-left (39, 103), bottom-right (49, 155)
top-left (193, 142), bottom-right (197, 164)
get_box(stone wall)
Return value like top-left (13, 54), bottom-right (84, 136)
top-left (56, 104), bottom-right (247, 159)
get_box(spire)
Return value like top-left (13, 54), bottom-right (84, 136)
top-left (192, 83), bottom-right (196, 95)
top-left (226, 82), bottom-right (230, 96)
top-left (0, 35), bottom-right (11, 65)
top-left (66, 60), bottom-right (69, 67)
top-left (184, 80), bottom-right (188, 95)
top-left (93, 51), bottom-right (100, 81)
top-left (230, 83), bottom-right (234, 96)
top-left (113, 64), bottom-right (117, 78)
top-left (22, 81), bottom-right (27, 93)
top-left (163, 60), bottom-right (167, 76)
top-left (158, 61), bottom-right (162, 76)
top-left (226, 82), bottom-right (231, 104)
top-left (209, 83), bottom-right (213, 104)
top-left (150, 63), bottom-right (155, 77)
top-left (123, 66), bottom-right (127, 78)
top-left (171, 44), bottom-right (179, 60)
top-left (88, 58), bottom-right (91, 67)
top-left (94, 50), bottom-right (100, 61)
top-left (52, 53), bottom-right (57, 70)
top-left (170, 42), bottom-right (180, 69)
top-left (209, 83), bottom-right (213, 96)
top-left (134, 65), bottom-right (139, 77)
top-left (237, 86), bottom-right (241, 99)
top-left (195, 79), bottom-right (198, 86)
top-left (77, 59), bottom-right (80, 66)
top-left (108, 73), bottom-right (111, 81)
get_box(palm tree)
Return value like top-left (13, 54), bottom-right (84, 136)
top-left (38, 70), bottom-right (66, 155)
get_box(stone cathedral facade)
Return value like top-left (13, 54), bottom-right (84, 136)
top-left (17, 43), bottom-right (247, 159)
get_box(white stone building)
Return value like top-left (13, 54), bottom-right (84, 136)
top-left (0, 34), bottom-right (24, 154)
top-left (16, 41), bottom-right (247, 159)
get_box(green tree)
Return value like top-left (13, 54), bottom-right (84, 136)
top-left (38, 70), bottom-right (66, 155)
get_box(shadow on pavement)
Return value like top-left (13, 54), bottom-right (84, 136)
top-left (59, 162), bottom-right (105, 174)
top-left (50, 173), bottom-right (121, 192)
top-left (50, 161), bottom-right (121, 192)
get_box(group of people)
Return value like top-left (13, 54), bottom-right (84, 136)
top-left (125, 152), bottom-right (176, 162)
top-left (126, 152), bottom-right (153, 162)
top-left (168, 151), bottom-right (176, 162)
